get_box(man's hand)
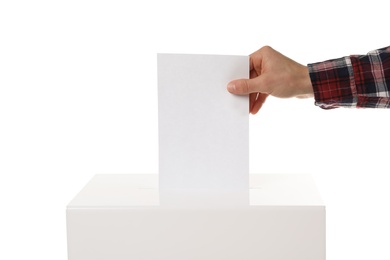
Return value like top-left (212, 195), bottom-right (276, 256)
top-left (227, 46), bottom-right (314, 114)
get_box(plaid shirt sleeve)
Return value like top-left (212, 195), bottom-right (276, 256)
top-left (308, 46), bottom-right (390, 109)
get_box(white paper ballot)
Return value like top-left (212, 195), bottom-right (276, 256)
top-left (158, 54), bottom-right (249, 191)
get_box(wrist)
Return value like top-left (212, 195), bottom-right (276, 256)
top-left (297, 65), bottom-right (314, 97)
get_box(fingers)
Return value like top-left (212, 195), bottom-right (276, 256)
top-left (249, 92), bottom-right (258, 111)
top-left (249, 56), bottom-right (254, 71)
top-left (250, 93), bottom-right (268, 114)
top-left (227, 76), bottom-right (263, 95)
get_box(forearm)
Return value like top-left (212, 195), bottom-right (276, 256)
top-left (308, 46), bottom-right (390, 109)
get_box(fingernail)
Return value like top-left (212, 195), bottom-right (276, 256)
top-left (227, 83), bottom-right (236, 92)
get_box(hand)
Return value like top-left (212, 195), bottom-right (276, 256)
top-left (227, 46), bottom-right (314, 114)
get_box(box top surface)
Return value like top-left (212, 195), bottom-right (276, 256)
top-left (67, 174), bottom-right (324, 209)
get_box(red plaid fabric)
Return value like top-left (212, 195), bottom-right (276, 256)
top-left (308, 46), bottom-right (390, 109)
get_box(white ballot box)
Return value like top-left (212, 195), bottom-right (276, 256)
top-left (66, 174), bottom-right (325, 260)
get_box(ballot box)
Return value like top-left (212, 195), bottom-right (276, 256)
top-left (66, 173), bottom-right (325, 260)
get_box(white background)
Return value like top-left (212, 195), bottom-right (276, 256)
top-left (0, 0), bottom-right (389, 259)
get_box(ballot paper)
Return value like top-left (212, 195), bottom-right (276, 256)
top-left (158, 54), bottom-right (249, 191)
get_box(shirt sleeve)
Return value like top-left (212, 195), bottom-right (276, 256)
top-left (308, 46), bottom-right (390, 109)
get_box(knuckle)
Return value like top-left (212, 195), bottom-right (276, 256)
top-left (241, 80), bottom-right (250, 94)
top-left (260, 45), bottom-right (272, 52)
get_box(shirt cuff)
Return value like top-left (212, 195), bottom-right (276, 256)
top-left (308, 56), bottom-right (357, 109)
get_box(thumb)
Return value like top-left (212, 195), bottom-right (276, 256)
top-left (227, 77), bottom-right (262, 95)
